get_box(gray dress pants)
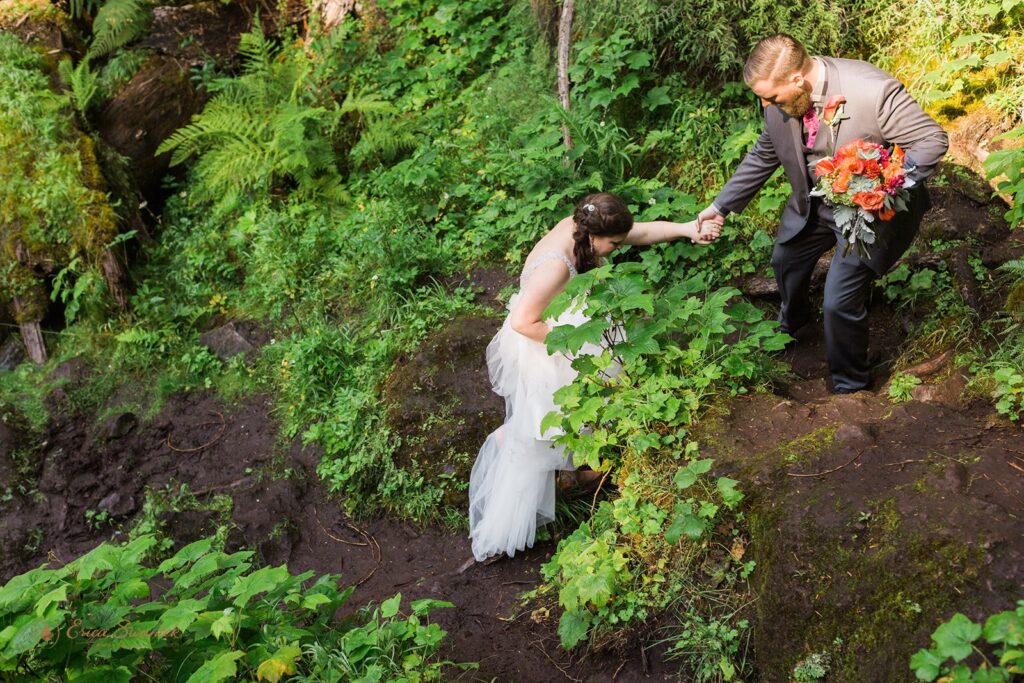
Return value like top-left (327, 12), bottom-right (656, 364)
top-left (770, 199), bottom-right (877, 393)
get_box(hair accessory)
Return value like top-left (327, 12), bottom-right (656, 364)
top-left (585, 203), bottom-right (596, 213)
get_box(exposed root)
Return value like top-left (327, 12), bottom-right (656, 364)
top-left (786, 450), bottom-right (862, 478)
top-left (165, 411), bottom-right (226, 452)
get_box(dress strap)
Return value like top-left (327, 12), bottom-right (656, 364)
top-left (520, 250), bottom-right (577, 289)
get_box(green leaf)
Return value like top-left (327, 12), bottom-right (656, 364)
top-left (210, 609), bottom-right (236, 640)
top-left (909, 270), bottom-right (935, 290)
top-left (546, 318), bottom-right (610, 355)
top-left (665, 506), bottom-right (705, 544)
top-left (185, 650), bottom-right (246, 683)
top-left (256, 644), bottom-right (302, 682)
top-left (3, 616), bottom-right (51, 657)
top-left (380, 593), bottom-right (401, 618)
top-left (68, 666), bottom-right (133, 682)
top-left (642, 86), bottom-right (672, 111)
top-left (300, 593), bottom-right (332, 610)
top-left (157, 600), bottom-right (204, 634)
top-left (717, 477), bottom-right (744, 507)
top-left (625, 50), bottom-right (652, 69)
top-left (230, 565), bottom-right (289, 608)
top-left (983, 609), bottom-right (1024, 645)
top-left (985, 50), bottom-right (1014, 66)
top-left (674, 458), bottom-right (713, 489)
top-left (35, 585), bottom-right (68, 616)
top-left (410, 598), bottom-right (453, 616)
top-left (909, 648), bottom-right (942, 680)
top-left (557, 610), bottom-right (591, 649)
top-left (932, 613), bottom-right (981, 661)
top-left (158, 537), bottom-right (214, 573)
top-left (540, 410), bottom-right (564, 438)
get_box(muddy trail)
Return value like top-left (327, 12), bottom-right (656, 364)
top-left (2, 178), bottom-right (1023, 682)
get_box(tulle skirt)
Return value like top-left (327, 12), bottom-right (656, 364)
top-left (468, 293), bottom-right (605, 561)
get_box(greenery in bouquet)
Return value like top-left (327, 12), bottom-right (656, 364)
top-left (810, 139), bottom-right (917, 258)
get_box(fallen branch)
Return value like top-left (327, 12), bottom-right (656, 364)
top-left (312, 505), bottom-right (368, 546)
top-left (191, 477), bottom-right (253, 497)
top-left (531, 640), bottom-right (582, 682)
top-left (589, 469), bottom-right (611, 516)
top-left (165, 411), bottom-right (226, 453)
top-left (786, 450), bottom-right (862, 478)
top-left (901, 350), bottom-right (954, 378)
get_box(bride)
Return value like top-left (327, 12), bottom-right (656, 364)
top-left (468, 192), bottom-right (720, 562)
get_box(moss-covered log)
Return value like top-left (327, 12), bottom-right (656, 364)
top-left (0, 32), bottom-right (131, 361)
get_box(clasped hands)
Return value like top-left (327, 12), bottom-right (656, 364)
top-left (692, 205), bottom-right (726, 244)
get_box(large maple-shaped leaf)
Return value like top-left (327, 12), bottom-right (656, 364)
top-left (546, 318), bottom-right (610, 355)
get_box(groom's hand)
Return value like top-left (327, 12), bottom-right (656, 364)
top-left (697, 205), bottom-right (726, 233)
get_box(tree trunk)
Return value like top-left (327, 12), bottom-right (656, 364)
top-left (556, 0), bottom-right (575, 157)
top-left (101, 246), bottom-right (132, 312)
top-left (13, 297), bottom-right (47, 365)
top-left (18, 322), bottom-right (46, 365)
top-left (316, 0), bottom-right (358, 30)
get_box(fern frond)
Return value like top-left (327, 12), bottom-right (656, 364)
top-left (349, 112), bottom-right (417, 166)
top-left (88, 0), bottom-right (153, 60)
top-left (58, 57), bottom-right (102, 117)
top-left (156, 95), bottom-right (268, 164)
top-left (999, 259), bottom-right (1024, 279)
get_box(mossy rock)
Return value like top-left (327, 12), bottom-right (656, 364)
top-left (0, 0), bottom-right (78, 53)
top-left (382, 314), bottom-right (505, 507)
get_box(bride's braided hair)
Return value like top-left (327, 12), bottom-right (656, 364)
top-left (572, 193), bottom-right (634, 273)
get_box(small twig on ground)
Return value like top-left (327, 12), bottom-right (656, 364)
top-left (589, 469), bottom-right (612, 516)
top-left (191, 476), bottom-right (253, 497)
top-left (166, 411), bottom-right (226, 453)
top-left (1009, 461), bottom-right (1024, 476)
top-left (531, 640), bottom-right (582, 682)
top-left (312, 505), bottom-right (367, 546)
top-left (500, 580), bottom-right (535, 587)
top-left (348, 522), bottom-right (382, 586)
top-left (640, 644), bottom-right (649, 674)
top-left (612, 659), bottom-right (626, 682)
top-left (882, 459), bottom-right (925, 469)
top-left (786, 450), bottom-right (862, 478)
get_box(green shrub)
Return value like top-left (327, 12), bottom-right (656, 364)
top-left (0, 535), bottom-right (464, 681)
top-left (910, 602), bottom-right (1024, 681)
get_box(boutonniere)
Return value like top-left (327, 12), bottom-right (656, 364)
top-left (822, 95), bottom-right (848, 154)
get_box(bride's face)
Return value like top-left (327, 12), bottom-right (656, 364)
top-left (590, 233), bottom-right (628, 258)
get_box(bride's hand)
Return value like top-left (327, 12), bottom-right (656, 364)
top-left (687, 218), bottom-right (720, 244)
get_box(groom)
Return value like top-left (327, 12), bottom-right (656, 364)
top-left (700, 34), bottom-right (948, 393)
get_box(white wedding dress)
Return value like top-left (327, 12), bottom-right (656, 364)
top-left (468, 251), bottom-right (605, 561)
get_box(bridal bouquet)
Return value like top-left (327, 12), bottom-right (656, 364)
top-left (810, 139), bottom-right (916, 258)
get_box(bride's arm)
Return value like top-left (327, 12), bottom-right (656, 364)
top-left (624, 219), bottom-right (720, 245)
top-left (510, 262), bottom-right (571, 344)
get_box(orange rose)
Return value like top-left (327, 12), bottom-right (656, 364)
top-left (833, 170), bottom-right (853, 193)
top-left (851, 190), bottom-right (886, 212)
top-left (815, 158), bottom-right (837, 176)
top-left (863, 160), bottom-right (881, 179)
top-left (878, 206), bottom-right (896, 221)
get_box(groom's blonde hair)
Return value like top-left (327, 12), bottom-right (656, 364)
top-left (743, 34), bottom-right (810, 86)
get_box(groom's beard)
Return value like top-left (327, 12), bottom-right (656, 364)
top-left (779, 89), bottom-right (813, 119)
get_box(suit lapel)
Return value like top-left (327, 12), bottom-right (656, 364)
top-left (820, 57), bottom-right (844, 151)
top-left (784, 110), bottom-right (808, 198)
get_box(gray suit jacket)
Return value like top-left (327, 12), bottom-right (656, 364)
top-left (714, 57), bottom-right (949, 273)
